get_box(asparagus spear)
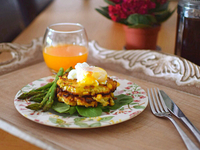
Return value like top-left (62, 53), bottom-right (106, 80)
top-left (42, 66), bottom-right (73, 111)
top-left (42, 67), bottom-right (64, 111)
top-left (18, 82), bottom-right (53, 99)
top-left (26, 91), bottom-right (50, 110)
top-left (43, 66), bottom-right (73, 106)
top-left (42, 82), bottom-right (57, 111)
top-left (29, 92), bottom-right (47, 102)
top-left (64, 66), bottom-right (73, 74)
top-left (43, 66), bottom-right (73, 110)
top-left (26, 67), bottom-right (64, 111)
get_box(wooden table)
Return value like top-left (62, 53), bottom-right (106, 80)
top-left (1, 0), bottom-right (200, 150)
top-left (1, 62), bottom-right (200, 150)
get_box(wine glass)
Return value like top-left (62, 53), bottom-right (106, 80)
top-left (43, 23), bottom-right (89, 74)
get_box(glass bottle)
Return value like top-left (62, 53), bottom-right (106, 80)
top-left (175, 0), bottom-right (200, 66)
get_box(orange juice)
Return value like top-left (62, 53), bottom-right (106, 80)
top-left (43, 44), bottom-right (88, 72)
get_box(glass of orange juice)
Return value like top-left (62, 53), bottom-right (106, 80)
top-left (43, 23), bottom-right (89, 73)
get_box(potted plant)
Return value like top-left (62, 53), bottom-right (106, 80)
top-left (96, 0), bottom-right (175, 50)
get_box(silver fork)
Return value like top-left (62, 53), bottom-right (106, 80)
top-left (147, 88), bottom-right (199, 150)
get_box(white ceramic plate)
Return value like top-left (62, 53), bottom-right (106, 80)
top-left (14, 76), bottom-right (148, 129)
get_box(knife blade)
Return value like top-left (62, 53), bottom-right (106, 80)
top-left (160, 90), bottom-right (200, 144)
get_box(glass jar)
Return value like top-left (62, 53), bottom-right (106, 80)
top-left (175, 0), bottom-right (200, 66)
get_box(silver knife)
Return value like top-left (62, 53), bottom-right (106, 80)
top-left (160, 90), bottom-right (200, 144)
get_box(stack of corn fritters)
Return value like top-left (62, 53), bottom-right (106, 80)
top-left (56, 72), bottom-right (118, 107)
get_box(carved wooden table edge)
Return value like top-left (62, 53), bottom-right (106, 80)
top-left (0, 37), bottom-right (199, 96)
top-left (0, 37), bottom-right (44, 76)
top-left (88, 40), bottom-right (200, 96)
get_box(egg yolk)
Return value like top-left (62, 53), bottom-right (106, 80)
top-left (67, 62), bottom-right (108, 86)
top-left (77, 67), bottom-right (107, 86)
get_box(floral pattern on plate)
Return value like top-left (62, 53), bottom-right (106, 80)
top-left (14, 76), bottom-right (148, 129)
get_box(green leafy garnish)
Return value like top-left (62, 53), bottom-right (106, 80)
top-left (109, 94), bottom-right (133, 110)
top-left (52, 101), bottom-right (77, 115)
top-left (67, 106), bottom-right (77, 115)
top-left (76, 106), bottom-right (102, 117)
top-left (51, 94), bottom-right (133, 117)
top-left (51, 101), bottom-right (70, 113)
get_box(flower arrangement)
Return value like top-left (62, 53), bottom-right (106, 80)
top-left (96, 0), bottom-right (175, 28)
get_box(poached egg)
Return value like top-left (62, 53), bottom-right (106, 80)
top-left (68, 62), bottom-right (107, 86)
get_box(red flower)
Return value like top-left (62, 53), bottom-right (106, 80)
top-left (122, 0), bottom-right (156, 15)
top-left (97, 0), bottom-right (173, 27)
top-left (109, 4), bottom-right (127, 21)
top-left (108, 0), bottom-right (156, 22)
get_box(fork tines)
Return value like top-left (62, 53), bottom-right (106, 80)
top-left (147, 88), bottom-right (169, 115)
